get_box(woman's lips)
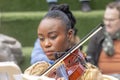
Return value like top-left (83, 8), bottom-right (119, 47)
top-left (45, 51), bottom-right (54, 55)
top-left (45, 51), bottom-right (56, 60)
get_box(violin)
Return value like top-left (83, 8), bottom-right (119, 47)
top-left (41, 23), bottom-right (104, 80)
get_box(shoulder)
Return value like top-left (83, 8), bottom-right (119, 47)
top-left (24, 61), bottom-right (50, 76)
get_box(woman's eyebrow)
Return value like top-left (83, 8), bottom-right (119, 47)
top-left (48, 31), bottom-right (57, 35)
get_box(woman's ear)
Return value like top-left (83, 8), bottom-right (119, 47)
top-left (67, 29), bottom-right (74, 41)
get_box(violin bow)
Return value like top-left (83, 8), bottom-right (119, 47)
top-left (41, 23), bottom-right (104, 76)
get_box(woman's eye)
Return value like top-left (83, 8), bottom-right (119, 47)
top-left (50, 35), bottom-right (57, 40)
top-left (39, 37), bottom-right (44, 41)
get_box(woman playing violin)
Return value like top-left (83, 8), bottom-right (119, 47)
top-left (24, 4), bottom-right (107, 80)
top-left (24, 4), bottom-right (83, 79)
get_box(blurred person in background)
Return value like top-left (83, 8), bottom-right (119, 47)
top-left (86, 1), bottom-right (120, 79)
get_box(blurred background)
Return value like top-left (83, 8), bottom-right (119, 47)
top-left (0, 0), bottom-right (114, 72)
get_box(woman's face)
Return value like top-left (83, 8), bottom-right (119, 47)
top-left (38, 18), bottom-right (73, 60)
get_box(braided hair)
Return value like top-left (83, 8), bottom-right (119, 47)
top-left (43, 4), bottom-right (77, 32)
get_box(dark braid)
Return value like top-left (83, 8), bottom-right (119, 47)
top-left (43, 4), bottom-right (77, 34)
top-left (50, 4), bottom-right (76, 29)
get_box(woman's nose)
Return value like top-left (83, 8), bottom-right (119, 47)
top-left (44, 39), bottom-right (51, 48)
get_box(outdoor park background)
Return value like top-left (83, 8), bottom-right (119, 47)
top-left (0, 0), bottom-right (114, 72)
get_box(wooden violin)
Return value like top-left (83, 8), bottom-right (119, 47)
top-left (41, 23), bottom-right (104, 80)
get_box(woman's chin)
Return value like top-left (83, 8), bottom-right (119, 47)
top-left (47, 56), bottom-right (56, 61)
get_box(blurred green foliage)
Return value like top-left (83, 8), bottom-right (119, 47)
top-left (0, 0), bottom-right (113, 12)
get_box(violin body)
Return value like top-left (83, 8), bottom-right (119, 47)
top-left (46, 49), bottom-right (86, 80)
top-left (64, 49), bottom-right (86, 80)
